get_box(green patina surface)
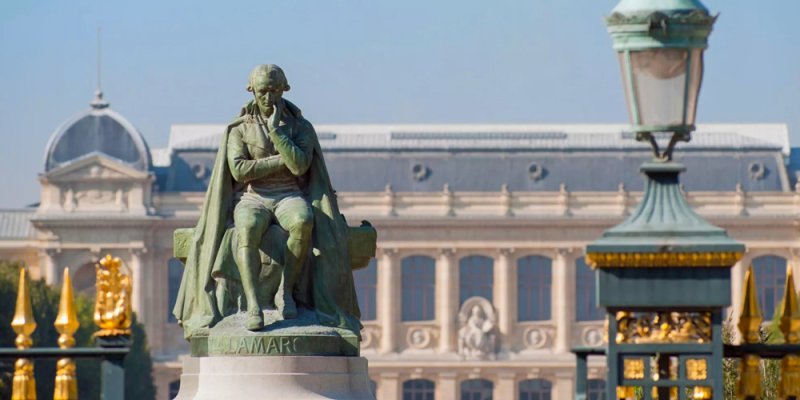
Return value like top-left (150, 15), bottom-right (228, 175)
top-left (189, 308), bottom-right (359, 357)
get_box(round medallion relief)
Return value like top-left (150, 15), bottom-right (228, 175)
top-left (361, 327), bottom-right (380, 348)
top-left (524, 327), bottom-right (548, 349)
top-left (583, 327), bottom-right (605, 347)
top-left (407, 327), bottom-right (433, 349)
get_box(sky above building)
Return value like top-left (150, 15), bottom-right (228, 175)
top-left (0, 0), bottom-right (798, 208)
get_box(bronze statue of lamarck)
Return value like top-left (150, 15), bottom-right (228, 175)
top-left (172, 64), bottom-right (374, 339)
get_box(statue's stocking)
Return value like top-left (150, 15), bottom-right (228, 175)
top-left (235, 246), bottom-right (264, 330)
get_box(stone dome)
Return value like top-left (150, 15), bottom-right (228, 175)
top-left (43, 91), bottom-right (151, 172)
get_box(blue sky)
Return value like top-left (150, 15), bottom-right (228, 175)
top-left (1, 0), bottom-right (798, 207)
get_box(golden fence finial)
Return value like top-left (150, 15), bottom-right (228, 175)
top-left (94, 254), bottom-right (132, 337)
top-left (738, 265), bottom-right (763, 344)
top-left (53, 268), bottom-right (79, 400)
top-left (737, 265), bottom-right (763, 400)
top-left (778, 265), bottom-right (800, 399)
top-left (11, 267), bottom-right (37, 400)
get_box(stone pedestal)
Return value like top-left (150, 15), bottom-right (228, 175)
top-left (174, 355), bottom-right (375, 400)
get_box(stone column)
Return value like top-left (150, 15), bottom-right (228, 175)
top-left (39, 248), bottom-right (61, 285)
top-left (378, 249), bottom-right (399, 354)
top-left (496, 371), bottom-right (517, 400)
top-left (438, 372), bottom-right (458, 400)
top-left (130, 249), bottom-right (146, 323)
top-left (495, 248), bottom-right (515, 351)
top-left (553, 248), bottom-right (575, 354)
top-left (554, 371), bottom-right (574, 400)
top-left (149, 249), bottom-right (172, 355)
top-left (437, 248), bottom-right (457, 353)
top-left (379, 372), bottom-right (401, 400)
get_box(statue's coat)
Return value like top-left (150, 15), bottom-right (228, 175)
top-left (173, 100), bottom-right (361, 337)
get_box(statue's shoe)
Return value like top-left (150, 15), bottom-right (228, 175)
top-left (246, 311), bottom-right (264, 331)
top-left (280, 299), bottom-right (298, 320)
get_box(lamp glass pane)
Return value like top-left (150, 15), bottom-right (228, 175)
top-left (617, 51), bottom-right (636, 126)
top-left (685, 48), bottom-right (704, 127)
top-left (630, 48), bottom-right (690, 128)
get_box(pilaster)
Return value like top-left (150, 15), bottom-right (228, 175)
top-left (554, 248), bottom-right (576, 354)
top-left (438, 372), bottom-right (458, 399)
top-left (437, 248), bottom-right (457, 353)
top-left (379, 372), bottom-right (401, 400)
top-left (495, 248), bottom-right (515, 351)
top-left (496, 371), bottom-right (517, 400)
top-left (554, 371), bottom-right (574, 400)
top-left (40, 248), bottom-right (61, 285)
top-left (378, 248), bottom-right (399, 354)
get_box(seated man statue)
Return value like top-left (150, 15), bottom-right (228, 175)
top-left (173, 64), bottom-right (364, 337)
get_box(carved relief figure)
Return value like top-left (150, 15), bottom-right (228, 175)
top-left (458, 297), bottom-right (498, 360)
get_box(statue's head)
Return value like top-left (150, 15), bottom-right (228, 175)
top-left (470, 305), bottom-right (485, 320)
top-left (246, 64), bottom-right (290, 115)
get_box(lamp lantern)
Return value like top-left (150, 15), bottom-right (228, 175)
top-left (606, 0), bottom-right (716, 160)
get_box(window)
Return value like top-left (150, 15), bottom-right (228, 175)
top-left (460, 255), bottom-right (494, 305)
top-left (403, 379), bottom-right (435, 400)
top-left (402, 256), bottom-right (436, 321)
top-left (517, 256), bottom-right (552, 321)
top-left (461, 379), bottom-right (493, 400)
top-left (576, 257), bottom-right (604, 321)
top-left (168, 258), bottom-right (184, 323)
top-left (169, 380), bottom-right (181, 399)
top-left (587, 379), bottom-right (606, 400)
top-left (369, 379), bottom-right (377, 398)
top-left (519, 379), bottom-right (552, 400)
top-left (353, 258), bottom-right (378, 321)
top-left (752, 255), bottom-right (788, 320)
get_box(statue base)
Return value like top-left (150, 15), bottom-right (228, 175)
top-left (174, 355), bottom-right (375, 400)
top-left (189, 308), bottom-right (360, 357)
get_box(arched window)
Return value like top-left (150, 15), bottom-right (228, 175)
top-left (461, 379), bottom-right (493, 400)
top-left (168, 258), bottom-right (184, 323)
top-left (752, 255), bottom-right (788, 320)
top-left (353, 258), bottom-right (378, 321)
top-left (402, 256), bottom-right (436, 321)
top-left (169, 380), bottom-right (181, 399)
top-left (460, 255), bottom-right (494, 305)
top-left (519, 379), bottom-right (552, 400)
top-left (403, 379), bottom-right (435, 400)
top-left (517, 256), bottom-right (552, 321)
top-left (576, 257), bottom-right (604, 321)
top-left (587, 379), bottom-right (606, 400)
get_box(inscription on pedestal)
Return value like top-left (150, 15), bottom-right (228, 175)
top-left (191, 334), bottom-right (359, 357)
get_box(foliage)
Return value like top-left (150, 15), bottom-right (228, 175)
top-left (722, 315), bottom-right (782, 400)
top-left (0, 260), bottom-right (155, 400)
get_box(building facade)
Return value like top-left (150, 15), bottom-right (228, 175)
top-left (1, 92), bottom-right (798, 399)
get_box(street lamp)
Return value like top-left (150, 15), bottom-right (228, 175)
top-left (578, 1), bottom-right (745, 399)
top-left (607, 0), bottom-right (716, 160)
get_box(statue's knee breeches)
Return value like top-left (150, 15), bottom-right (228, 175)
top-left (233, 201), bottom-right (271, 248)
top-left (275, 196), bottom-right (313, 242)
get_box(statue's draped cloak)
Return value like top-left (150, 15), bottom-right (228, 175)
top-left (172, 100), bottom-right (361, 337)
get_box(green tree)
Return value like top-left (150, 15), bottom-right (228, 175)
top-left (0, 260), bottom-right (155, 400)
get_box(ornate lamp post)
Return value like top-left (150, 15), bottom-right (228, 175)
top-left (582, 1), bottom-right (745, 399)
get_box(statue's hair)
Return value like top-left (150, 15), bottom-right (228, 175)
top-left (246, 64), bottom-right (290, 92)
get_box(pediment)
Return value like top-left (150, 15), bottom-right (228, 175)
top-left (42, 154), bottom-right (150, 183)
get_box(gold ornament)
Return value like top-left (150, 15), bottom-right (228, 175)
top-left (94, 255), bottom-right (132, 336)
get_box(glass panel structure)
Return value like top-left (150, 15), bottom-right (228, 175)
top-left (461, 379), bottom-right (493, 400)
top-left (169, 380), bottom-right (181, 399)
top-left (460, 255), bottom-right (494, 305)
top-left (353, 258), bottom-right (378, 321)
top-left (752, 255), bottom-right (788, 320)
top-left (402, 255), bottom-right (436, 321)
top-left (403, 379), bottom-right (435, 400)
top-left (519, 379), bottom-right (552, 400)
top-left (587, 379), bottom-right (606, 400)
top-left (73, 261), bottom-right (97, 295)
top-left (517, 255), bottom-right (553, 321)
top-left (576, 257), bottom-right (604, 321)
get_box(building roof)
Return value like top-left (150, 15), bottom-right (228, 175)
top-left (154, 123), bottom-right (790, 193)
top-left (43, 91), bottom-right (151, 172)
top-left (0, 210), bottom-right (35, 239)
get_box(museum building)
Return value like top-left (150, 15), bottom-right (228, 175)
top-left (1, 92), bottom-right (799, 400)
